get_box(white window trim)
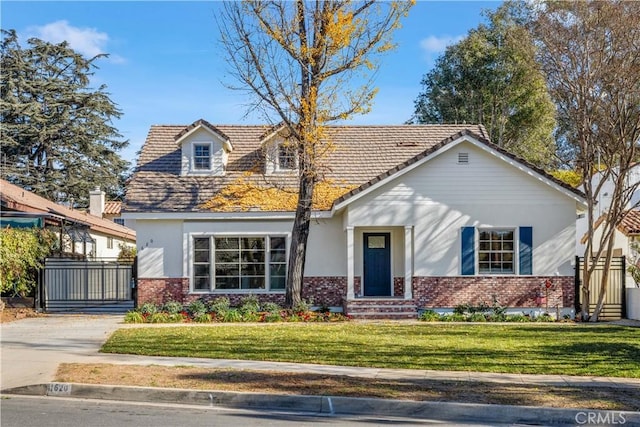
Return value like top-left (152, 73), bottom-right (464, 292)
top-left (192, 142), bottom-right (213, 172)
top-left (476, 227), bottom-right (519, 276)
top-left (190, 233), bottom-right (289, 293)
top-left (274, 141), bottom-right (298, 173)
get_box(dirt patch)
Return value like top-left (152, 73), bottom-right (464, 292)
top-left (55, 363), bottom-right (640, 411)
top-left (0, 307), bottom-right (44, 323)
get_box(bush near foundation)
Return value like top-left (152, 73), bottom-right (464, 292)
top-left (126, 296), bottom-right (351, 323)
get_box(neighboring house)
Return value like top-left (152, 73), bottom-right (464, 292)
top-left (576, 163), bottom-right (640, 256)
top-left (582, 209), bottom-right (640, 286)
top-left (89, 187), bottom-right (126, 226)
top-left (124, 119), bottom-right (586, 318)
top-left (1, 179), bottom-right (136, 259)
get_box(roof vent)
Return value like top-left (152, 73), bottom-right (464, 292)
top-left (458, 152), bottom-right (469, 164)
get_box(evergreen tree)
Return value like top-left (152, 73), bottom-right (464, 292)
top-left (412, 2), bottom-right (557, 169)
top-left (0, 29), bottom-right (129, 206)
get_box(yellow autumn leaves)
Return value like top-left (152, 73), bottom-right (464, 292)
top-left (200, 177), bottom-right (357, 212)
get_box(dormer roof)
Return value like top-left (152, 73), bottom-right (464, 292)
top-left (174, 119), bottom-right (233, 152)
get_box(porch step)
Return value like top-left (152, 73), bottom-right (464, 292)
top-left (344, 299), bottom-right (418, 320)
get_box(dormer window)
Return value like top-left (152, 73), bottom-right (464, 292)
top-left (193, 143), bottom-right (211, 170)
top-left (278, 143), bottom-right (297, 171)
top-left (177, 119), bottom-right (233, 177)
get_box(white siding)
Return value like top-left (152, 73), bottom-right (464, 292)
top-left (91, 233), bottom-right (134, 259)
top-left (306, 216), bottom-right (346, 276)
top-left (180, 128), bottom-right (227, 176)
top-left (345, 141), bottom-right (578, 276)
top-left (136, 219), bottom-right (184, 278)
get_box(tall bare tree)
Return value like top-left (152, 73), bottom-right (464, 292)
top-left (217, 1), bottom-right (413, 307)
top-left (533, 0), bottom-right (640, 321)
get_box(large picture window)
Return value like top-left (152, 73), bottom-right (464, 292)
top-left (192, 236), bottom-right (286, 291)
top-left (478, 229), bottom-right (514, 274)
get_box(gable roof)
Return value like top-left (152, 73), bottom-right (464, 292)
top-left (125, 122), bottom-right (585, 214)
top-left (126, 123), bottom-right (490, 213)
top-left (333, 129), bottom-right (586, 210)
top-left (174, 119), bottom-right (233, 152)
top-left (1, 179), bottom-right (135, 241)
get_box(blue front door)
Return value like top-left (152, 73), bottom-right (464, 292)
top-left (363, 232), bottom-right (391, 296)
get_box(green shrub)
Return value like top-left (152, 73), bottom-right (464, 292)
top-left (239, 295), bottom-right (260, 316)
top-left (148, 312), bottom-right (171, 323)
top-left (441, 313), bottom-right (466, 322)
top-left (242, 312), bottom-right (260, 322)
top-left (187, 299), bottom-right (207, 317)
top-left (167, 313), bottom-right (186, 323)
top-left (262, 302), bottom-right (281, 313)
top-left (162, 300), bottom-right (184, 315)
top-left (468, 312), bottom-right (487, 322)
top-left (535, 313), bottom-right (555, 322)
top-left (139, 302), bottom-right (158, 315)
top-left (207, 297), bottom-right (230, 315)
top-left (193, 312), bottom-right (212, 323)
top-left (505, 314), bottom-right (530, 322)
top-left (293, 299), bottom-right (312, 314)
top-left (222, 308), bottom-right (242, 322)
top-left (418, 310), bottom-right (441, 322)
top-left (124, 311), bottom-right (145, 323)
top-left (263, 311), bottom-right (283, 322)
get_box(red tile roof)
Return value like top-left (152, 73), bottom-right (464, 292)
top-left (618, 210), bottom-right (640, 235)
top-left (103, 201), bottom-right (122, 215)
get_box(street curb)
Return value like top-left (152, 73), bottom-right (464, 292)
top-left (3, 383), bottom-right (639, 425)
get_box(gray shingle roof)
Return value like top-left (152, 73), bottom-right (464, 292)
top-left (126, 123), bottom-right (540, 213)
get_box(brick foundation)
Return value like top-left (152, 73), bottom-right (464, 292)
top-left (137, 276), bottom-right (346, 308)
top-left (137, 275), bottom-right (575, 310)
top-left (413, 276), bottom-right (574, 309)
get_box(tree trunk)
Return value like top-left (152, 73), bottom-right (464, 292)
top-left (284, 173), bottom-right (314, 308)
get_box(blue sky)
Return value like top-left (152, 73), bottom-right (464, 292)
top-left (3, 1), bottom-right (502, 164)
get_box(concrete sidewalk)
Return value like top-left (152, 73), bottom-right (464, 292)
top-left (2, 315), bottom-right (639, 425)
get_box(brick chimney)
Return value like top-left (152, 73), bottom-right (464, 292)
top-left (89, 187), bottom-right (105, 217)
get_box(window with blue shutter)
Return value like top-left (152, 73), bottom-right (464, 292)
top-left (461, 226), bottom-right (475, 275)
top-left (519, 226), bottom-right (533, 275)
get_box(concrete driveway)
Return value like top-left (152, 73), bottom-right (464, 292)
top-left (0, 314), bottom-right (125, 390)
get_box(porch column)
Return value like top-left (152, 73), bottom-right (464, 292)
top-left (346, 226), bottom-right (355, 299)
top-left (404, 225), bottom-right (413, 300)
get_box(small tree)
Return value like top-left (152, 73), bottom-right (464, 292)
top-left (0, 227), bottom-right (56, 296)
top-left (218, 1), bottom-right (413, 307)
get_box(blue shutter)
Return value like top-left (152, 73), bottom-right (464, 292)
top-left (519, 226), bottom-right (533, 275)
top-left (461, 227), bottom-right (475, 275)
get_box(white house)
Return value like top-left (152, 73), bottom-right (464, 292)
top-left (124, 120), bottom-right (586, 318)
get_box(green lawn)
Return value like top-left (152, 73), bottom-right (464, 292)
top-left (101, 323), bottom-right (640, 378)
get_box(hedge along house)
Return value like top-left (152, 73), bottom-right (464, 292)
top-left (124, 120), bottom-right (586, 318)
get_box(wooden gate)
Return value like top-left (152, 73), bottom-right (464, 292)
top-left (575, 256), bottom-right (626, 320)
top-left (43, 258), bottom-right (134, 312)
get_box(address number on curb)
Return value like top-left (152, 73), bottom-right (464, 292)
top-left (48, 383), bottom-right (72, 395)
